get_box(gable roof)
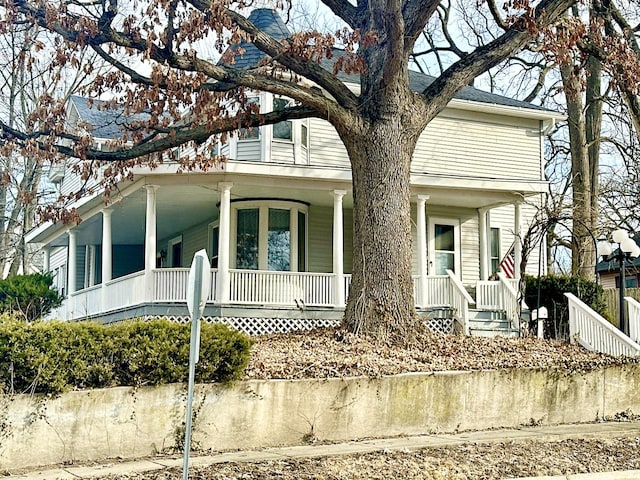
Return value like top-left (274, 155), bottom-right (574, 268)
top-left (225, 8), bottom-right (552, 114)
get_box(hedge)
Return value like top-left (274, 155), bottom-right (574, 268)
top-left (0, 317), bottom-right (252, 395)
top-left (524, 274), bottom-right (607, 340)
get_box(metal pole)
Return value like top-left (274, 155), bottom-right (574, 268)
top-left (620, 251), bottom-right (627, 335)
top-left (183, 255), bottom-right (203, 480)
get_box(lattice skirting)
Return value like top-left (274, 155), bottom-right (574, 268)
top-left (143, 313), bottom-right (455, 336)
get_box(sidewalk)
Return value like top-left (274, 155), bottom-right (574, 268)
top-left (11, 421), bottom-right (640, 480)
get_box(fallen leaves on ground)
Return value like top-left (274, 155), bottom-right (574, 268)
top-left (97, 437), bottom-right (640, 479)
top-left (245, 328), bottom-right (638, 380)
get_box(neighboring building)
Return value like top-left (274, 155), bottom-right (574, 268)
top-left (597, 236), bottom-right (640, 289)
top-left (26, 9), bottom-right (557, 336)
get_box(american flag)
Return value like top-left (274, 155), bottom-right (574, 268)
top-left (500, 243), bottom-right (516, 279)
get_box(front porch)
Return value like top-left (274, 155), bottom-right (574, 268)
top-left (50, 267), bottom-right (521, 336)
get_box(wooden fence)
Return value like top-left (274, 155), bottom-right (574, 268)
top-left (602, 288), bottom-right (640, 329)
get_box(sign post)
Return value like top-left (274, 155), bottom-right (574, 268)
top-left (183, 249), bottom-right (211, 480)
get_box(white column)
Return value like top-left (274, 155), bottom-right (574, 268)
top-left (101, 208), bottom-right (113, 311)
top-left (144, 185), bottom-right (159, 301)
top-left (417, 195), bottom-right (429, 307)
top-left (102, 209), bottom-right (113, 283)
top-left (514, 202), bottom-right (522, 279)
top-left (217, 182), bottom-right (233, 303)
top-left (478, 207), bottom-right (489, 281)
top-left (67, 230), bottom-right (77, 295)
top-left (332, 190), bottom-right (347, 307)
top-left (43, 246), bottom-right (50, 273)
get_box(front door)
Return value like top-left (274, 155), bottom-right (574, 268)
top-left (428, 218), bottom-right (461, 275)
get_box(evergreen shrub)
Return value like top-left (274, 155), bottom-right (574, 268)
top-left (524, 274), bottom-right (606, 340)
top-left (0, 317), bottom-right (251, 395)
top-left (0, 273), bottom-right (63, 321)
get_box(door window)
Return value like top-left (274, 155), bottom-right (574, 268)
top-left (429, 218), bottom-right (460, 276)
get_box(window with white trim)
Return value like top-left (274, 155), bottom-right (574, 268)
top-left (231, 200), bottom-right (308, 271)
top-left (272, 97), bottom-right (293, 141)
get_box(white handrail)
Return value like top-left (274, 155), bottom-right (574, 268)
top-left (446, 269), bottom-right (473, 335)
top-left (565, 293), bottom-right (640, 356)
top-left (497, 272), bottom-right (520, 330)
top-left (626, 296), bottom-right (640, 344)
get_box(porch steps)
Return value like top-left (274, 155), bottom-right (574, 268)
top-left (468, 309), bottom-right (519, 338)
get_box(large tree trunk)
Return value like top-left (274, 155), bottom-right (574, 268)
top-left (341, 123), bottom-right (421, 341)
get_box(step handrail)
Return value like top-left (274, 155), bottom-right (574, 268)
top-left (565, 292), bottom-right (640, 356)
top-left (625, 296), bottom-right (640, 344)
top-left (497, 272), bottom-right (520, 330)
top-left (446, 269), bottom-right (474, 335)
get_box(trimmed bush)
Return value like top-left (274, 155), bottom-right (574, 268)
top-left (524, 275), bottom-right (606, 340)
top-left (0, 273), bottom-right (63, 321)
top-left (0, 317), bottom-right (251, 395)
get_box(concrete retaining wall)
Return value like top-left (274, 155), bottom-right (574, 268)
top-left (2, 364), bottom-right (640, 470)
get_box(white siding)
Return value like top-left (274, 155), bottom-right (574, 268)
top-left (308, 206), bottom-right (332, 273)
top-left (413, 111), bottom-right (541, 180)
top-left (49, 246), bottom-right (67, 271)
top-left (490, 202), bottom-right (542, 276)
top-left (236, 140), bottom-right (261, 161)
top-left (182, 220), bottom-right (210, 265)
top-left (307, 205), bottom-right (353, 274)
top-left (308, 119), bottom-right (350, 169)
top-left (271, 141), bottom-right (295, 164)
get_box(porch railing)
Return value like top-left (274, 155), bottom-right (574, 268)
top-left (423, 275), bottom-right (450, 306)
top-left (104, 271), bottom-right (146, 311)
top-left (625, 296), bottom-right (640, 344)
top-left (566, 292), bottom-right (640, 356)
top-left (229, 269), bottom-right (333, 306)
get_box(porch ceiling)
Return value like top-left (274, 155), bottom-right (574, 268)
top-left (38, 170), bottom-right (541, 247)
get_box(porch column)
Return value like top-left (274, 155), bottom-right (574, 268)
top-left (332, 189), bottom-right (347, 307)
top-left (514, 202), bottom-right (522, 279)
top-left (101, 209), bottom-right (113, 283)
top-left (43, 246), bottom-right (50, 273)
top-left (417, 195), bottom-right (429, 308)
top-left (478, 207), bottom-right (489, 280)
top-left (101, 208), bottom-right (113, 310)
top-left (144, 185), bottom-right (159, 301)
top-left (67, 230), bottom-right (77, 295)
top-left (217, 182), bottom-right (233, 303)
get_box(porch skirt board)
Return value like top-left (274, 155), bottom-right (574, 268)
top-left (97, 303), bottom-right (456, 337)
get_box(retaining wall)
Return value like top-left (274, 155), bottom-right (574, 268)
top-left (2, 364), bottom-right (640, 470)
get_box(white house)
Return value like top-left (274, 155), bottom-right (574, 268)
top-left (26, 9), bottom-right (557, 336)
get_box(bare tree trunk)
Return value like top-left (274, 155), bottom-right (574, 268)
top-left (560, 57), bottom-right (598, 280)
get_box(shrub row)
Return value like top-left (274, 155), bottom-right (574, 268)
top-left (0, 318), bottom-right (252, 395)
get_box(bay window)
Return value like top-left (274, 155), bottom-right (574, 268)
top-left (231, 200), bottom-right (308, 271)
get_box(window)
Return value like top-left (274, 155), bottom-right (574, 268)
top-left (273, 97), bottom-right (293, 141)
top-left (239, 97), bottom-right (260, 140)
top-left (209, 225), bottom-right (219, 268)
top-left (168, 236), bottom-right (183, 268)
top-left (268, 209), bottom-right (290, 270)
top-left (490, 228), bottom-right (500, 274)
top-left (232, 201), bottom-right (308, 271)
top-left (301, 123), bottom-right (308, 148)
top-left (616, 275), bottom-right (638, 288)
top-left (236, 209), bottom-right (259, 269)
